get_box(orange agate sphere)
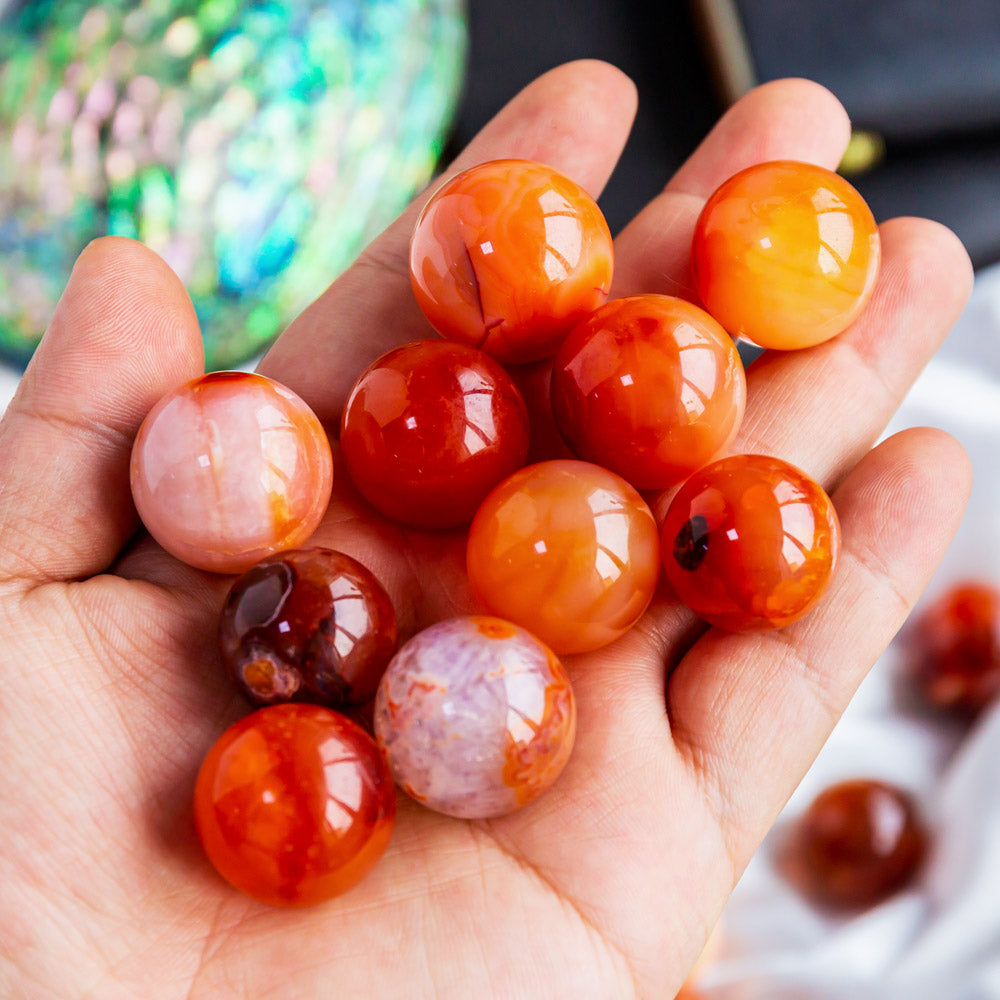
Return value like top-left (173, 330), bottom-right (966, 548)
top-left (661, 454), bottom-right (840, 631)
top-left (130, 372), bottom-right (333, 574)
top-left (409, 159), bottom-right (614, 364)
top-left (550, 294), bottom-right (746, 489)
top-left (691, 160), bottom-right (880, 351)
top-left (194, 703), bottom-right (395, 907)
top-left (466, 460), bottom-right (660, 654)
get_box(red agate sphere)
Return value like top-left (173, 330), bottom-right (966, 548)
top-left (550, 294), bottom-right (746, 489)
top-left (660, 454), bottom-right (840, 631)
top-left (908, 580), bottom-right (1000, 718)
top-left (340, 339), bottom-right (530, 529)
top-left (194, 704), bottom-right (396, 907)
top-left (783, 779), bottom-right (927, 911)
top-left (409, 158), bottom-right (614, 364)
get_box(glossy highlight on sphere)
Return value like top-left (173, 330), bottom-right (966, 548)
top-left (661, 454), bottom-right (840, 631)
top-left (692, 160), bottom-right (880, 350)
top-left (220, 548), bottom-right (398, 708)
top-left (374, 616), bottom-right (576, 818)
top-left (409, 158), bottom-right (614, 363)
top-left (551, 294), bottom-right (746, 489)
top-left (130, 372), bottom-right (333, 573)
top-left (467, 460), bottom-right (661, 654)
top-left (194, 703), bottom-right (396, 907)
top-left (907, 580), bottom-right (1000, 719)
top-left (781, 779), bottom-right (927, 911)
top-left (340, 340), bottom-right (529, 528)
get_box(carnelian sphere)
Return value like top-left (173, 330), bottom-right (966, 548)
top-left (661, 454), bottom-right (840, 631)
top-left (550, 294), bottom-right (746, 489)
top-left (340, 340), bottom-right (529, 528)
top-left (691, 160), bottom-right (880, 350)
top-left (908, 580), bottom-right (1000, 719)
top-left (194, 703), bottom-right (395, 907)
top-left (130, 372), bottom-right (333, 573)
top-left (466, 460), bottom-right (660, 654)
top-left (409, 158), bottom-right (614, 364)
top-left (782, 779), bottom-right (927, 911)
top-left (374, 616), bottom-right (576, 818)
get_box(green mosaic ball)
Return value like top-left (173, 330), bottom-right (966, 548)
top-left (0, 0), bottom-right (466, 368)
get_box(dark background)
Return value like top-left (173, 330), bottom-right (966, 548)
top-left (446, 0), bottom-right (717, 240)
top-left (447, 0), bottom-right (1000, 269)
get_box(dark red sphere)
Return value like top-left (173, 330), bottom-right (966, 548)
top-left (220, 548), bottom-right (397, 708)
top-left (908, 581), bottom-right (1000, 718)
top-left (340, 340), bottom-right (530, 529)
top-left (782, 779), bottom-right (928, 911)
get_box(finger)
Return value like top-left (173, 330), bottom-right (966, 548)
top-left (611, 78), bottom-right (851, 299)
top-left (668, 78), bottom-right (851, 199)
top-left (669, 428), bottom-right (972, 866)
top-left (735, 217), bottom-right (973, 488)
top-left (0, 237), bottom-right (204, 586)
top-left (258, 59), bottom-right (639, 424)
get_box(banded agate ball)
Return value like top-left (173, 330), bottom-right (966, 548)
top-left (466, 460), bottom-right (660, 654)
top-left (692, 160), bottom-right (880, 350)
top-left (130, 371), bottom-right (333, 573)
top-left (374, 616), bottom-right (576, 818)
top-left (409, 158), bottom-right (614, 363)
top-left (220, 548), bottom-right (397, 708)
top-left (340, 339), bottom-right (529, 528)
top-left (194, 703), bottom-right (396, 907)
top-left (661, 454), bottom-right (840, 631)
top-left (782, 779), bottom-right (927, 911)
top-left (550, 294), bottom-right (746, 489)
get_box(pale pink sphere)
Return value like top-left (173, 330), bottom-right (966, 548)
top-left (130, 372), bottom-right (333, 573)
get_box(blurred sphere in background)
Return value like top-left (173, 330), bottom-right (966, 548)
top-left (0, 0), bottom-right (466, 368)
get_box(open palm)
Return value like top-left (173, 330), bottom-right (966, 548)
top-left (1, 62), bottom-right (973, 1000)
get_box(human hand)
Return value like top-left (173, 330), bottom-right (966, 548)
top-left (0, 60), bottom-right (973, 1000)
